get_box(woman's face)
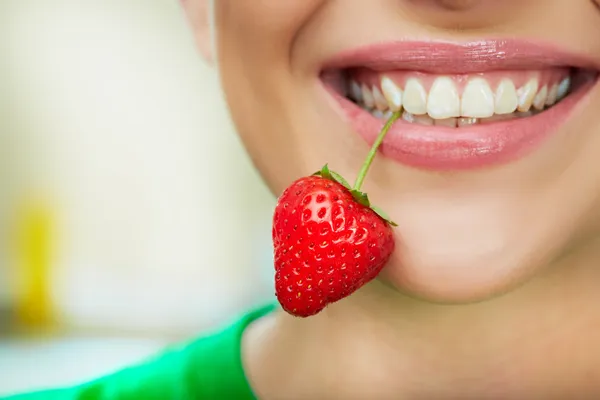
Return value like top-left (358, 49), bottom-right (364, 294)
top-left (202, 0), bottom-right (600, 302)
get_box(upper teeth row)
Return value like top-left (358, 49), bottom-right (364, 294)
top-left (349, 76), bottom-right (571, 120)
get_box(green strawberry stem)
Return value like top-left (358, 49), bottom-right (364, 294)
top-left (353, 111), bottom-right (402, 191)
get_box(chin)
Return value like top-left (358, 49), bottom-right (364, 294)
top-left (380, 249), bottom-right (531, 304)
top-left (376, 210), bottom-right (558, 303)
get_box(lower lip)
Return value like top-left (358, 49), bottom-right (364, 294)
top-left (325, 81), bottom-right (596, 170)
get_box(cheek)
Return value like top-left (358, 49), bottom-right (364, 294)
top-left (213, 0), bottom-right (327, 192)
top-left (215, 0), bottom-right (325, 65)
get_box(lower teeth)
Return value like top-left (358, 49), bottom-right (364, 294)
top-left (366, 108), bottom-right (542, 127)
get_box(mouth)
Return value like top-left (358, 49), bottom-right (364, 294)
top-left (321, 40), bottom-right (599, 170)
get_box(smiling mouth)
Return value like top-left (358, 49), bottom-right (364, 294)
top-left (320, 40), bottom-right (600, 170)
top-left (333, 67), bottom-right (594, 127)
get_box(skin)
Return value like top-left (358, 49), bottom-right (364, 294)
top-left (182, 1), bottom-right (600, 398)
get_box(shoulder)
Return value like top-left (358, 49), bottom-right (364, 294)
top-left (1, 304), bottom-right (278, 400)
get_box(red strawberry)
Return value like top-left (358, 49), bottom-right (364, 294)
top-left (273, 112), bottom-right (401, 317)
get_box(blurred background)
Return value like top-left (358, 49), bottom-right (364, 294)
top-left (0, 0), bottom-right (276, 395)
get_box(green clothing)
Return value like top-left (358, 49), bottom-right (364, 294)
top-left (3, 304), bottom-right (276, 400)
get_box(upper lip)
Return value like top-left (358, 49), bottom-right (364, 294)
top-left (322, 39), bottom-right (600, 74)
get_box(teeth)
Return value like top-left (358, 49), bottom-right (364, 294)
top-left (369, 110), bottom-right (396, 120)
top-left (427, 77), bottom-right (460, 119)
top-left (371, 109), bottom-right (384, 119)
top-left (350, 74), bottom-right (572, 125)
top-left (494, 79), bottom-right (518, 115)
top-left (361, 84), bottom-right (375, 109)
top-left (350, 81), bottom-right (363, 102)
top-left (458, 117), bottom-right (478, 127)
top-left (380, 77), bottom-right (403, 111)
top-left (401, 111), bottom-right (415, 123)
top-left (461, 78), bottom-right (495, 118)
top-left (401, 111), bottom-right (434, 125)
top-left (478, 113), bottom-right (514, 125)
top-left (516, 79), bottom-right (539, 112)
top-left (545, 84), bottom-right (558, 106)
top-left (434, 118), bottom-right (457, 127)
top-left (403, 78), bottom-right (428, 115)
top-left (372, 86), bottom-right (388, 111)
top-left (517, 111), bottom-right (533, 118)
top-left (414, 114), bottom-right (434, 125)
top-left (557, 77), bottom-right (571, 99)
top-left (533, 85), bottom-right (548, 111)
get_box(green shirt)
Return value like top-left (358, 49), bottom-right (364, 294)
top-left (2, 304), bottom-right (276, 400)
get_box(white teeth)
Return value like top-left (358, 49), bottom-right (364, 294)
top-left (458, 117), bottom-right (478, 127)
top-left (478, 113), bottom-right (514, 125)
top-left (401, 111), bottom-right (433, 125)
top-left (517, 111), bottom-right (533, 118)
top-left (434, 118), bottom-right (457, 127)
top-left (401, 110), bottom-right (415, 123)
top-left (371, 109), bottom-right (384, 119)
top-left (414, 114), bottom-right (434, 125)
top-left (372, 109), bottom-right (399, 120)
top-left (517, 79), bottom-right (539, 112)
top-left (350, 81), bottom-right (363, 102)
top-left (461, 78), bottom-right (495, 118)
top-left (533, 85), bottom-right (548, 110)
top-left (557, 77), bottom-right (571, 99)
top-left (402, 111), bottom-right (415, 122)
top-left (403, 78), bottom-right (428, 115)
top-left (490, 113), bottom-right (516, 122)
top-left (494, 79), bottom-right (518, 115)
top-left (361, 84), bottom-right (375, 109)
top-left (545, 84), bottom-right (558, 106)
top-left (351, 73), bottom-right (571, 125)
top-left (372, 86), bottom-right (388, 111)
top-left (380, 77), bottom-right (403, 111)
top-left (427, 77), bottom-right (460, 119)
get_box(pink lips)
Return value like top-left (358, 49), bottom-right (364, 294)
top-left (324, 40), bottom-right (600, 73)
top-left (323, 39), bottom-right (599, 170)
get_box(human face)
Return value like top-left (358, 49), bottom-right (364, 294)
top-left (203, 0), bottom-right (600, 302)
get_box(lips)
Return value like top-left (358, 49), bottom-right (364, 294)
top-left (321, 39), bottom-right (599, 170)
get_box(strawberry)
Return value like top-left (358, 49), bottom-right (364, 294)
top-left (273, 112), bottom-right (401, 317)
